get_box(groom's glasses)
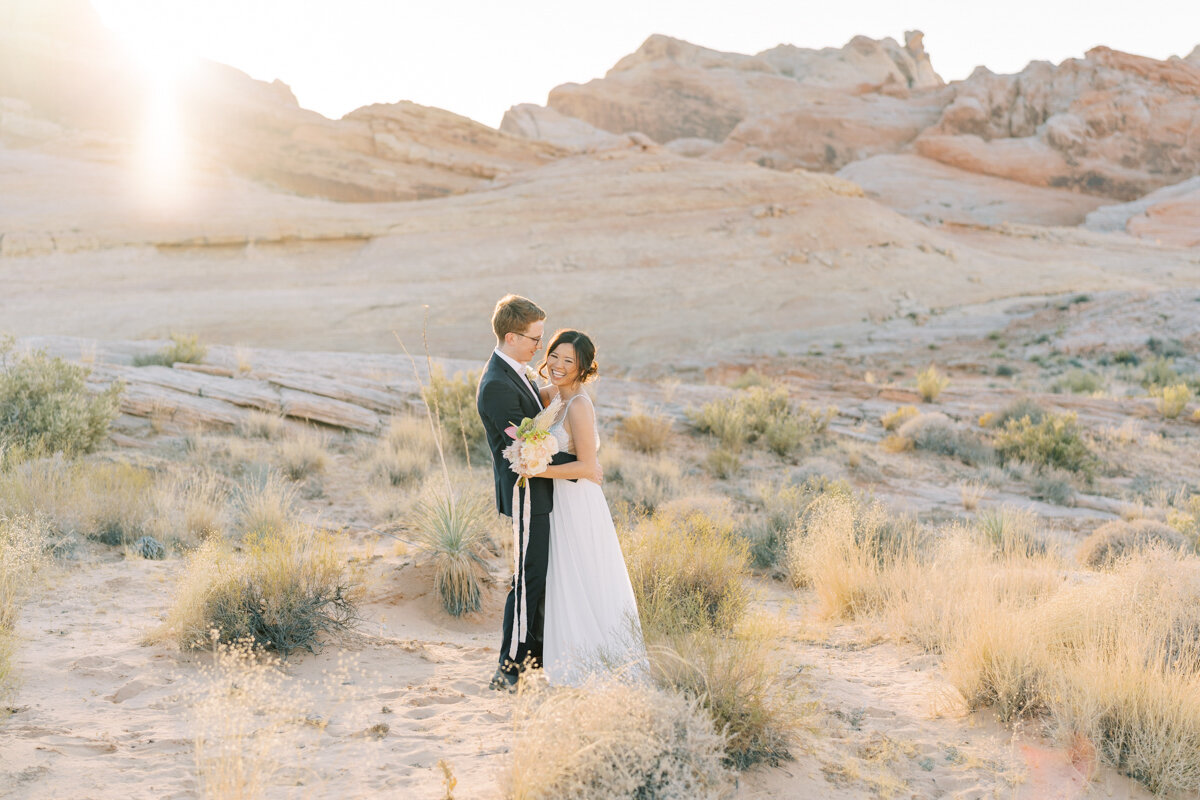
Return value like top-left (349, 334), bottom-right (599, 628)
top-left (512, 332), bottom-right (543, 347)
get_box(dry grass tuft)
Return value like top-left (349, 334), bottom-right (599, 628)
top-left (368, 415), bottom-right (438, 488)
top-left (423, 366), bottom-right (485, 464)
top-left (0, 457), bottom-right (155, 545)
top-left (622, 508), bottom-right (750, 636)
top-left (600, 443), bottom-right (683, 518)
top-left (880, 405), bottom-right (918, 432)
top-left (237, 411), bottom-right (286, 441)
top-left (959, 480), bottom-right (988, 510)
top-left (133, 332), bottom-right (207, 367)
top-left (233, 471), bottom-right (298, 538)
top-left (503, 677), bottom-right (734, 799)
top-left (1155, 383), bottom-right (1192, 419)
top-left (616, 401), bottom-right (673, 454)
top-left (916, 365), bottom-right (949, 402)
top-left (650, 613), bottom-right (806, 770)
top-left (1077, 519), bottom-right (1190, 569)
top-left (154, 525), bottom-right (360, 654)
top-left (276, 428), bottom-right (329, 481)
top-left (410, 490), bottom-right (491, 616)
top-left (192, 638), bottom-right (308, 799)
top-left (739, 476), bottom-right (852, 571)
top-left (0, 514), bottom-right (53, 696)
top-left (974, 506), bottom-right (1050, 558)
top-left (153, 471), bottom-right (229, 547)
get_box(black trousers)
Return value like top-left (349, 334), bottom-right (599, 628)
top-left (498, 511), bottom-right (550, 673)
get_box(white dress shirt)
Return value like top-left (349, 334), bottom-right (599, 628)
top-left (494, 348), bottom-right (542, 408)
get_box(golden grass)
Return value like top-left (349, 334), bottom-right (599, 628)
top-left (502, 678), bottom-right (734, 799)
top-left (916, 365), bottom-right (949, 402)
top-left (237, 411), bottom-right (286, 440)
top-left (0, 456), bottom-right (155, 545)
top-left (600, 443), bottom-right (683, 517)
top-left (153, 524), bottom-right (360, 654)
top-left (1077, 519), bottom-right (1189, 569)
top-left (622, 507), bottom-right (750, 635)
top-left (410, 490), bottom-right (491, 616)
top-left (959, 480), bottom-right (988, 510)
top-left (368, 415), bottom-right (438, 488)
top-left (192, 638), bottom-right (308, 800)
top-left (0, 514), bottom-right (52, 697)
top-left (234, 471), bottom-right (298, 538)
top-left (880, 405), bottom-right (918, 432)
top-left (276, 428), bottom-right (329, 481)
top-left (1156, 383), bottom-right (1192, 419)
top-left (616, 401), bottom-right (673, 454)
top-left (649, 612), bottom-right (806, 770)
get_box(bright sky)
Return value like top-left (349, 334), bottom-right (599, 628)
top-left (93, 0), bottom-right (1200, 128)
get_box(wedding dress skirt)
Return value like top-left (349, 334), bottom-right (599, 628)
top-left (544, 475), bottom-right (648, 686)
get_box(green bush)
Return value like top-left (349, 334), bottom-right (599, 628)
top-left (896, 413), bottom-right (994, 465)
top-left (423, 366), bottom-right (486, 463)
top-left (132, 332), bottom-right (207, 367)
top-left (1051, 369), bottom-right (1104, 395)
top-left (993, 412), bottom-right (1098, 479)
top-left (0, 340), bottom-right (123, 461)
top-left (690, 386), bottom-right (833, 457)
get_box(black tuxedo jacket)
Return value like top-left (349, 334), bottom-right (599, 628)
top-left (476, 352), bottom-right (574, 517)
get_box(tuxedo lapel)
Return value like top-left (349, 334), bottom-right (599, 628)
top-left (493, 353), bottom-right (541, 411)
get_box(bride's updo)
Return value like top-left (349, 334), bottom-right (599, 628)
top-left (538, 329), bottom-right (598, 384)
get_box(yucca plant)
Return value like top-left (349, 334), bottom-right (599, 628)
top-left (411, 491), bottom-right (490, 616)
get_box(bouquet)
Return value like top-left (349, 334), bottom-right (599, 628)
top-left (501, 396), bottom-right (562, 487)
top-left (500, 395), bottom-right (561, 661)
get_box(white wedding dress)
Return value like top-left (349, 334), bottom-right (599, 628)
top-left (543, 394), bottom-right (649, 686)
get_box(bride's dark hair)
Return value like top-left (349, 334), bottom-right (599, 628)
top-left (537, 329), bottom-right (598, 384)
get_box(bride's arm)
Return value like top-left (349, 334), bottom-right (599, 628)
top-left (535, 398), bottom-right (602, 483)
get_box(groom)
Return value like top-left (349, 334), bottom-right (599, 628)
top-left (476, 294), bottom-right (595, 691)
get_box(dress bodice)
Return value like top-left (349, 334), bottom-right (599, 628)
top-left (549, 393), bottom-right (600, 456)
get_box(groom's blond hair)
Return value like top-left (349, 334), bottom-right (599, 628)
top-left (491, 294), bottom-right (545, 344)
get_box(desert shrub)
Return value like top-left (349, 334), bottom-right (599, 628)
top-left (622, 508), bottom-right (750, 636)
top-left (410, 490), bottom-right (491, 616)
top-left (1167, 495), bottom-right (1200, 544)
top-left (651, 615), bottom-right (802, 770)
top-left (896, 412), bottom-right (994, 465)
top-left (1, 514), bottom-right (53, 695)
top-left (729, 369), bottom-right (772, 389)
top-left (880, 405), bottom-right (918, 432)
top-left (1077, 519), bottom-right (1189, 569)
top-left (132, 332), bottom-right (207, 367)
top-left (1140, 356), bottom-right (1181, 390)
top-left (616, 402), bottom-right (673, 454)
top-left (1030, 469), bottom-right (1075, 506)
top-left (155, 524), bottom-right (360, 654)
top-left (1156, 384), bottom-right (1192, 419)
top-left (367, 415), bottom-right (438, 488)
top-left (234, 470), bottom-right (298, 537)
top-left (975, 506), bottom-right (1049, 557)
top-left (0, 340), bottom-right (122, 460)
top-left (503, 678), bottom-right (733, 799)
top-left (786, 494), bottom-right (923, 616)
top-left (276, 428), bottom-right (329, 480)
top-left (0, 457), bottom-right (154, 545)
top-left (959, 480), bottom-right (987, 510)
top-left (916, 365), bottom-right (949, 402)
top-left (237, 411), bottom-right (286, 440)
top-left (993, 412), bottom-right (1098, 479)
top-left (690, 386), bottom-right (833, 457)
top-left (152, 471), bottom-right (229, 547)
top-left (600, 444), bottom-right (681, 516)
top-left (1051, 369), bottom-right (1104, 395)
top-left (738, 476), bottom-right (852, 571)
top-left (423, 366), bottom-right (485, 463)
top-left (988, 397), bottom-right (1047, 429)
top-left (704, 447), bottom-right (741, 479)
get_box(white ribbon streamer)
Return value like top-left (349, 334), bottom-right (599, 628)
top-left (509, 478), bottom-right (532, 662)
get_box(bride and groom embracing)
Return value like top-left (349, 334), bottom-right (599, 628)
top-left (476, 294), bottom-right (647, 691)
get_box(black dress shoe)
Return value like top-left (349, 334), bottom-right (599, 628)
top-left (489, 668), bottom-right (518, 692)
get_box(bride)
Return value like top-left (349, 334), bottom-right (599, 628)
top-left (530, 329), bottom-right (648, 686)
